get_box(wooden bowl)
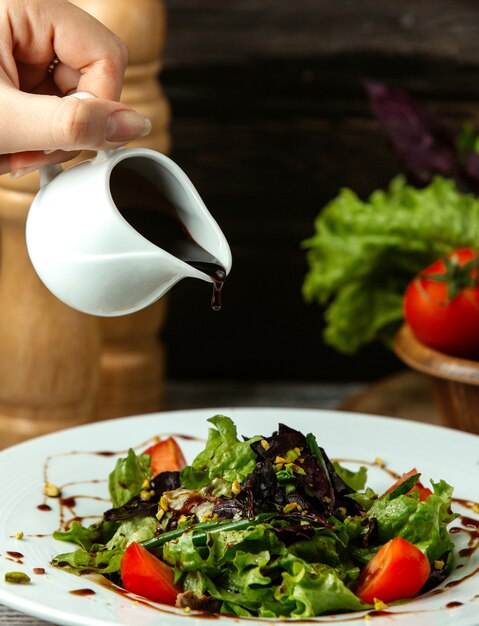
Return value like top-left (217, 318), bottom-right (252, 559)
top-left (393, 324), bottom-right (479, 434)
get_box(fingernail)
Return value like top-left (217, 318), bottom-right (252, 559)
top-left (106, 111), bottom-right (152, 142)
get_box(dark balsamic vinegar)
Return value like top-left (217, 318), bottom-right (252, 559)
top-left (70, 588), bottom-right (96, 597)
top-left (110, 161), bottom-right (226, 310)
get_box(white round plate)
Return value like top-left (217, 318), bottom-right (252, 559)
top-left (0, 408), bottom-right (478, 626)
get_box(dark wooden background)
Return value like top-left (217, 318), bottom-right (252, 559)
top-left (160, 0), bottom-right (479, 381)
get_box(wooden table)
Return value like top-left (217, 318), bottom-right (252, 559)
top-left (0, 373), bottom-right (442, 625)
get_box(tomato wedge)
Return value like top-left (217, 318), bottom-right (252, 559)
top-left (355, 537), bottom-right (430, 604)
top-left (382, 468), bottom-right (432, 501)
top-left (121, 541), bottom-right (180, 605)
top-left (143, 437), bottom-right (187, 477)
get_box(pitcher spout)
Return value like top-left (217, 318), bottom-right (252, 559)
top-left (108, 149), bottom-right (232, 278)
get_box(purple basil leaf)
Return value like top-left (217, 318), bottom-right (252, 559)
top-left (104, 471), bottom-right (181, 521)
top-left (365, 80), bottom-right (457, 184)
top-left (213, 495), bottom-right (245, 519)
top-left (214, 460), bottom-right (285, 520)
top-left (250, 423), bottom-right (307, 460)
top-left (364, 80), bottom-right (479, 195)
top-left (273, 524), bottom-right (315, 545)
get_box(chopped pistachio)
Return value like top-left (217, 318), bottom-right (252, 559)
top-left (260, 439), bottom-right (270, 451)
top-left (283, 502), bottom-right (302, 513)
top-left (434, 559), bottom-right (445, 570)
top-left (285, 449), bottom-right (299, 463)
top-left (140, 489), bottom-right (154, 501)
top-left (5, 571), bottom-right (31, 584)
top-left (274, 456), bottom-right (287, 464)
top-left (156, 508), bottom-right (165, 521)
top-left (44, 483), bottom-right (61, 498)
top-left (159, 496), bottom-right (169, 511)
top-left (287, 462), bottom-right (305, 475)
top-left (374, 457), bottom-right (385, 467)
top-left (231, 479), bottom-right (242, 495)
top-left (472, 503), bottom-right (479, 513)
top-left (141, 478), bottom-right (151, 490)
top-left (374, 599), bottom-right (388, 611)
top-left (15, 531), bottom-right (24, 540)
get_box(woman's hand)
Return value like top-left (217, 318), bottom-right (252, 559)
top-left (0, 0), bottom-right (151, 176)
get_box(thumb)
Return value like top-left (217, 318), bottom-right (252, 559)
top-left (0, 90), bottom-right (151, 153)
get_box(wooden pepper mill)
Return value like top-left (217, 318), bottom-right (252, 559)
top-left (72, 0), bottom-right (171, 420)
top-left (0, 0), bottom-right (170, 449)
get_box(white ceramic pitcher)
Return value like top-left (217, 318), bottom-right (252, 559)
top-left (26, 146), bottom-right (232, 317)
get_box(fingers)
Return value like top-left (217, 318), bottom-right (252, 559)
top-left (8, 149), bottom-right (79, 178)
top-left (0, 155), bottom-right (11, 175)
top-left (7, 0), bottom-right (128, 100)
top-left (0, 0), bottom-right (147, 175)
top-left (0, 90), bottom-right (151, 154)
top-left (47, 0), bottom-right (128, 101)
top-left (51, 64), bottom-right (82, 97)
top-left (17, 62), bottom-right (81, 98)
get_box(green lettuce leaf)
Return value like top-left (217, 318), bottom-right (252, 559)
top-left (163, 522), bottom-right (285, 575)
top-left (51, 546), bottom-right (124, 575)
top-left (51, 517), bottom-right (157, 576)
top-left (180, 415), bottom-right (260, 490)
top-left (272, 557), bottom-right (366, 618)
top-left (346, 486), bottom-right (378, 511)
top-left (108, 448), bottom-right (151, 508)
top-left (367, 479), bottom-right (456, 562)
top-left (302, 176), bottom-right (479, 353)
top-left (183, 552), bottom-right (278, 617)
top-left (289, 523), bottom-right (361, 580)
top-left (106, 516), bottom-right (157, 551)
top-left (164, 519), bottom-right (366, 617)
top-left (53, 519), bottom-right (119, 551)
top-left (333, 462), bottom-right (368, 491)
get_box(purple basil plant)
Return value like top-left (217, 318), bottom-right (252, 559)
top-left (365, 80), bottom-right (479, 196)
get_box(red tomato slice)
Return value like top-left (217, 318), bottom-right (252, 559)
top-left (381, 468), bottom-right (432, 501)
top-left (121, 541), bottom-right (180, 605)
top-left (143, 437), bottom-right (187, 477)
top-left (355, 537), bottom-right (430, 604)
top-left (404, 248), bottom-right (479, 358)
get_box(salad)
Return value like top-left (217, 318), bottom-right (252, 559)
top-left (52, 415), bottom-right (456, 618)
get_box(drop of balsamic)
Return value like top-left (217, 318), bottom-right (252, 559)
top-left (69, 588), bottom-right (96, 596)
top-left (110, 159), bottom-right (227, 310)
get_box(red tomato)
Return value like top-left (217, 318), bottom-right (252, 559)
top-left (143, 437), bottom-right (187, 477)
top-left (121, 541), bottom-right (180, 605)
top-left (355, 537), bottom-right (430, 605)
top-left (381, 468), bottom-right (432, 501)
top-left (404, 248), bottom-right (479, 358)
